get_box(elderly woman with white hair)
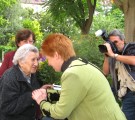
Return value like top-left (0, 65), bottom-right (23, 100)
top-left (0, 44), bottom-right (40, 120)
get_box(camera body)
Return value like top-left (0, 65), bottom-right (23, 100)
top-left (95, 29), bottom-right (118, 53)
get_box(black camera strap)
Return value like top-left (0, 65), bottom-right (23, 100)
top-left (122, 43), bottom-right (135, 80)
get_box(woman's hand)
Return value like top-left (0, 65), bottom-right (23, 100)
top-left (32, 88), bottom-right (47, 104)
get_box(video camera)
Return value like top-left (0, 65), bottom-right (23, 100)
top-left (95, 29), bottom-right (118, 53)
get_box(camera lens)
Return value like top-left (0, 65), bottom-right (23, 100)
top-left (98, 45), bottom-right (108, 53)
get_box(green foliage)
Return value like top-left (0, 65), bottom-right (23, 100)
top-left (72, 34), bottom-right (104, 69)
top-left (45, 0), bottom-right (78, 21)
top-left (0, 45), bottom-right (15, 52)
top-left (37, 61), bottom-right (62, 85)
top-left (39, 12), bottom-right (79, 37)
top-left (43, 0), bottom-right (91, 34)
top-left (21, 8), bottom-right (35, 20)
top-left (91, 1), bottom-right (124, 33)
top-left (0, 0), bottom-right (16, 12)
top-left (22, 19), bottom-right (43, 48)
top-left (0, 0), bottom-right (23, 45)
top-left (108, 7), bottom-right (124, 28)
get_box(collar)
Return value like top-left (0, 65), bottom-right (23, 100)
top-left (19, 67), bottom-right (31, 83)
top-left (61, 56), bottom-right (77, 72)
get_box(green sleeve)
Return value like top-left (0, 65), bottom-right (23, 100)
top-left (40, 72), bottom-right (86, 119)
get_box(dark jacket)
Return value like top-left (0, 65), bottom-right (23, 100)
top-left (122, 43), bottom-right (135, 78)
top-left (0, 65), bottom-right (40, 120)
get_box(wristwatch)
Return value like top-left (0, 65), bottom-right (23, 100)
top-left (114, 54), bottom-right (118, 58)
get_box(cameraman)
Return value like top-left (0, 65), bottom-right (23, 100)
top-left (103, 29), bottom-right (135, 120)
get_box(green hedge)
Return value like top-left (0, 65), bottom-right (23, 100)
top-left (37, 61), bottom-right (62, 85)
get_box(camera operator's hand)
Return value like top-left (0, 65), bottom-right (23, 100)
top-left (104, 43), bottom-right (115, 58)
top-left (32, 88), bottom-right (47, 104)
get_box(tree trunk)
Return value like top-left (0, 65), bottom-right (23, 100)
top-left (123, 0), bottom-right (135, 42)
top-left (114, 0), bottom-right (135, 42)
top-left (81, 0), bottom-right (96, 35)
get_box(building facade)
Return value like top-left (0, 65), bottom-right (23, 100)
top-left (20, 0), bottom-right (46, 13)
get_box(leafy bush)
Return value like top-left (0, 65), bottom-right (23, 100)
top-left (72, 34), bottom-right (104, 69)
top-left (22, 19), bottom-right (43, 48)
top-left (37, 61), bottom-right (62, 85)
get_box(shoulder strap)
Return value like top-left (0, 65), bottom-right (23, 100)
top-left (122, 43), bottom-right (135, 79)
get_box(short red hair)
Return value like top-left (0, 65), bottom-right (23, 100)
top-left (41, 33), bottom-right (76, 61)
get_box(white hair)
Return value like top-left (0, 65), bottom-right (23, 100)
top-left (13, 44), bottom-right (39, 65)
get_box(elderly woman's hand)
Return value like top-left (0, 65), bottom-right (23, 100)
top-left (32, 88), bottom-right (47, 104)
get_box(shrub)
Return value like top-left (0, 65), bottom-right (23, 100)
top-left (37, 61), bottom-right (62, 85)
top-left (72, 34), bottom-right (104, 68)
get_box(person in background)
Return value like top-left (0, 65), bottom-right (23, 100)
top-left (0, 29), bottom-right (36, 78)
top-left (103, 29), bottom-right (135, 120)
top-left (32, 33), bottom-right (126, 120)
top-left (0, 44), bottom-right (40, 120)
